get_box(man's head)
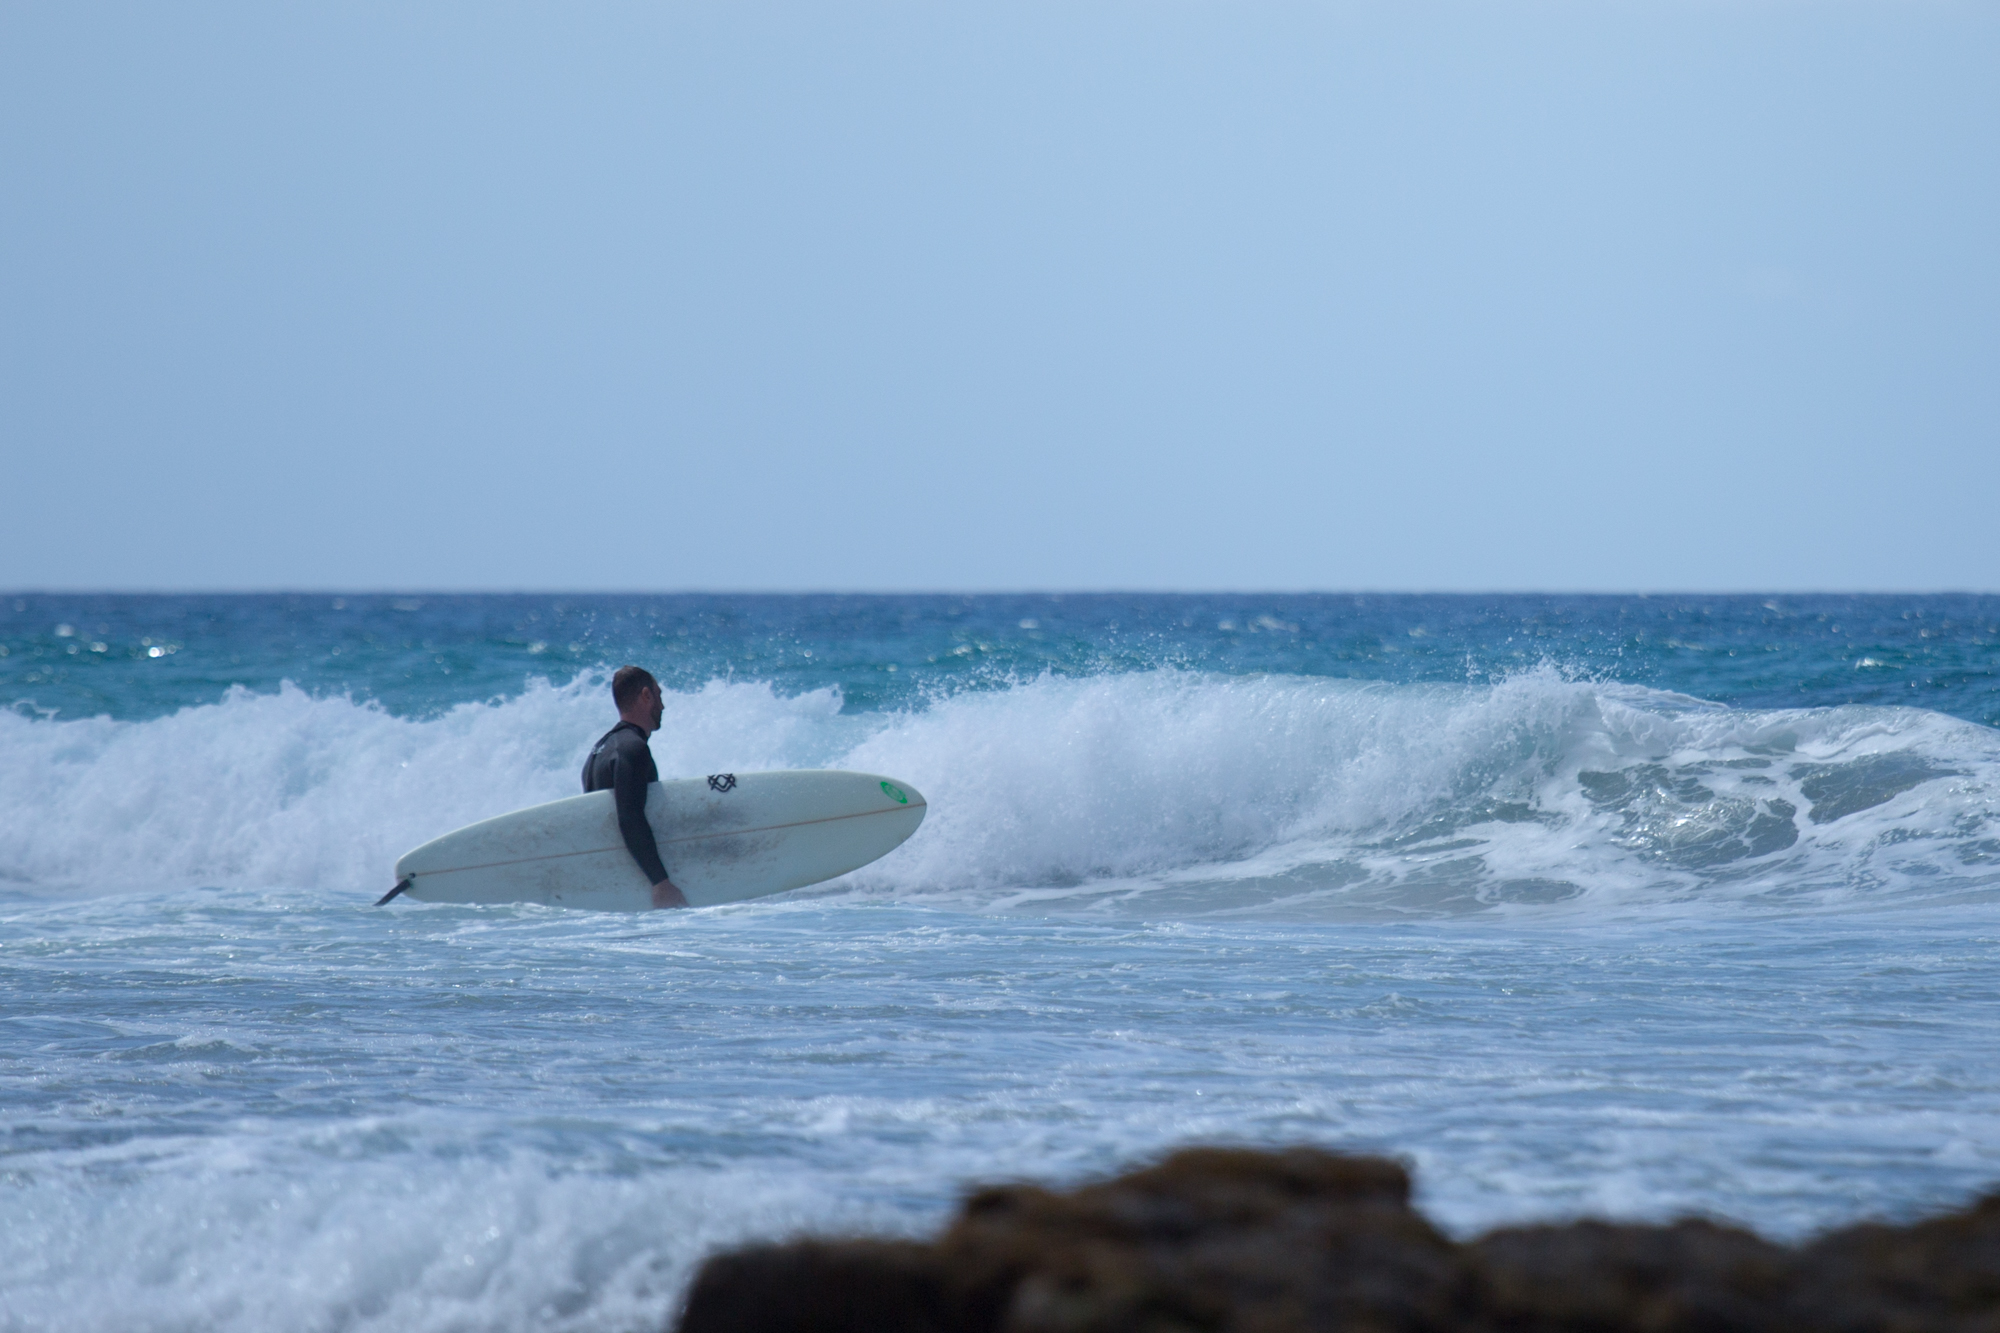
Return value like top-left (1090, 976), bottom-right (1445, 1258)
top-left (612, 665), bottom-right (663, 734)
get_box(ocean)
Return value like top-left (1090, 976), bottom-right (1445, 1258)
top-left (4, 592), bottom-right (1999, 1332)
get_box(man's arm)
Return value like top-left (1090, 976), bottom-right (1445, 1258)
top-left (610, 753), bottom-right (673, 888)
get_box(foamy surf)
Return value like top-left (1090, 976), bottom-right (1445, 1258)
top-left (3, 667), bottom-right (1994, 916)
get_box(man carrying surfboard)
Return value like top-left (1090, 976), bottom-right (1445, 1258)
top-left (583, 666), bottom-right (689, 909)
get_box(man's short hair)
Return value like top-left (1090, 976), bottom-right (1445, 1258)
top-left (612, 665), bottom-right (659, 711)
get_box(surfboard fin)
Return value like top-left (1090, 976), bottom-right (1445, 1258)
top-left (375, 877), bottom-right (412, 906)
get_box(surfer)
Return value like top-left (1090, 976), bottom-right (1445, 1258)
top-left (583, 666), bottom-right (689, 909)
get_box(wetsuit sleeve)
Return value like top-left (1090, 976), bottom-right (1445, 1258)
top-left (612, 753), bottom-right (671, 885)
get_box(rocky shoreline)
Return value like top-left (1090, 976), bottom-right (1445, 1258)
top-left (677, 1146), bottom-right (2000, 1332)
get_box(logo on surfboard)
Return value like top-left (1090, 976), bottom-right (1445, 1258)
top-left (880, 781), bottom-right (908, 804)
top-left (707, 774), bottom-right (737, 793)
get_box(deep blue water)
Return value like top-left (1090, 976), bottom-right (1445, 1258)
top-left (4, 594), bottom-right (1999, 1333)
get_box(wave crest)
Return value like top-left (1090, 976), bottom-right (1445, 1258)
top-left (3, 668), bottom-right (1995, 914)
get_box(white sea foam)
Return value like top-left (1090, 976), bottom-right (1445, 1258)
top-left (0, 677), bottom-right (848, 898)
top-left (2, 669), bottom-right (1996, 914)
top-left (0, 1123), bottom-right (918, 1333)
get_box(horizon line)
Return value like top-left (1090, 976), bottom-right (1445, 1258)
top-left (6, 588), bottom-right (1998, 599)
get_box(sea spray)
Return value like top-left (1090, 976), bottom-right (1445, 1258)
top-left (0, 676), bottom-right (848, 896)
top-left (5, 667), bottom-right (1994, 914)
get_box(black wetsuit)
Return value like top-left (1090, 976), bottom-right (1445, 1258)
top-left (581, 721), bottom-right (670, 885)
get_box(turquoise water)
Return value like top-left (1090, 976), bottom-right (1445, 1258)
top-left (4, 595), bottom-right (1999, 1332)
top-left (8, 593), bottom-right (1999, 724)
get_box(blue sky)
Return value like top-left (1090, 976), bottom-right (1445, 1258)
top-left (3, 1), bottom-right (1995, 591)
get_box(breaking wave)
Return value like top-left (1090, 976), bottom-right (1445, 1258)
top-left (3, 668), bottom-right (1997, 916)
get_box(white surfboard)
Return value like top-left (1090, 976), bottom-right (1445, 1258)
top-left (387, 770), bottom-right (926, 910)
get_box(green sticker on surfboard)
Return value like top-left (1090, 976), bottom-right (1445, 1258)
top-left (881, 780), bottom-right (909, 805)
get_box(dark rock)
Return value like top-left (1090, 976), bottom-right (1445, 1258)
top-left (1470, 1218), bottom-right (1797, 1332)
top-left (937, 1148), bottom-right (1467, 1333)
top-left (673, 1147), bottom-right (2000, 1333)
top-left (677, 1239), bottom-right (966, 1333)
top-left (1793, 1189), bottom-right (2000, 1331)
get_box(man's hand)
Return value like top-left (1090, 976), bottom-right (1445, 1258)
top-left (651, 879), bottom-right (689, 909)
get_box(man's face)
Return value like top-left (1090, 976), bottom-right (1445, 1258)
top-left (644, 685), bottom-right (664, 732)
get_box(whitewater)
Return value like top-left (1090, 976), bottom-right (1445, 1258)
top-left (4, 594), bottom-right (1999, 1333)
